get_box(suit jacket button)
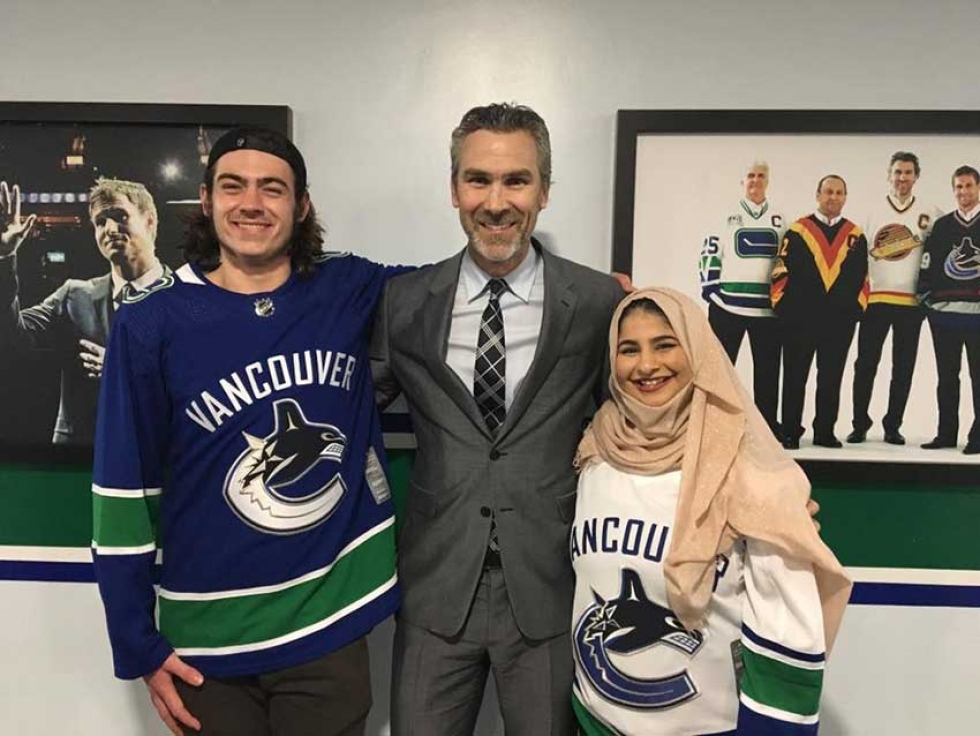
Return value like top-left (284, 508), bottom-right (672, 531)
top-left (489, 449), bottom-right (501, 460)
top-left (480, 506), bottom-right (492, 517)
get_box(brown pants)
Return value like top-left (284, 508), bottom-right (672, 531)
top-left (176, 636), bottom-right (371, 736)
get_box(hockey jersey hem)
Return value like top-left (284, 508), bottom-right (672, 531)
top-left (178, 578), bottom-right (399, 678)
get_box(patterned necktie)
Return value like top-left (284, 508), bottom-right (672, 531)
top-left (475, 277), bottom-right (507, 568)
top-left (474, 278), bottom-right (508, 435)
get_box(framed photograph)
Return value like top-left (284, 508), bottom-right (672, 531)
top-left (0, 102), bottom-right (290, 463)
top-left (613, 110), bottom-right (980, 484)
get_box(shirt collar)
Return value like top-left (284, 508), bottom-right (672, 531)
top-left (959, 202), bottom-right (980, 221)
top-left (460, 244), bottom-right (539, 304)
top-left (112, 259), bottom-right (164, 299)
top-left (740, 198), bottom-right (768, 219)
top-left (814, 211), bottom-right (843, 227)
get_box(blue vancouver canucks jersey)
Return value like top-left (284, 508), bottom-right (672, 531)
top-left (92, 254), bottom-right (407, 679)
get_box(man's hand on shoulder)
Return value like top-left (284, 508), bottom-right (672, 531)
top-left (807, 498), bottom-right (820, 533)
top-left (143, 652), bottom-right (204, 735)
top-left (611, 271), bottom-right (635, 293)
top-left (0, 181), bottom-right (38, 259)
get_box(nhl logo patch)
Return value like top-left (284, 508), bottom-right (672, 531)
top-left (254, 297), bottom-right (275, 317)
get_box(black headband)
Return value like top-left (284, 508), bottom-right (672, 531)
top-left (207, 126), bottom-right (307, 193)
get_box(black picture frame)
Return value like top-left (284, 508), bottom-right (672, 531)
top-left (612, 110), bottom-right (980, 487)
top-left (0, 101), bottom-right (291, 464)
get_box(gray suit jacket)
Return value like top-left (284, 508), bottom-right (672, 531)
top-left (0, 255), bottom-right (113, 443)
top-left (371, 243), bottom-right (623, 639)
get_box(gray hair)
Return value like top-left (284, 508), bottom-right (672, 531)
top-left (450, 103), bottom-right (552, 187)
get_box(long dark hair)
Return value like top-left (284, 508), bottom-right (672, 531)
top-left (181, 165), bottom-right (326, 277)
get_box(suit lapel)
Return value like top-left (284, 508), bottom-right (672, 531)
top-left (94, 274), bottom-right (113, 332)
top-left (499, 248), bottom-right (576, 441)
top-left (422, 252), bottom-right (493, 439)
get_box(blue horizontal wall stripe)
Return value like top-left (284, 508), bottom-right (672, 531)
top-left (4, 563), bottom-right (980, 609)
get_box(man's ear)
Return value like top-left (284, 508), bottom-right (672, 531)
top-left (450, 175), bottom-right (460, 209)
top-left (199, 184), bottom-right (211, 216)
top-left (297, 190), bottom-right (311, 222)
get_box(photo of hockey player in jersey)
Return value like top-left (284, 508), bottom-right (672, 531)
top-left (629, 131), bottom-right (979, 463)
top-left (917, 166), bottom-right (980, 455)
top-left (699, 160), bottom-right (784, 436)
top-left (847, 152), bottom-right (941, 447)
top-left (0, 119), bottom-right (232, 456)
top-left (771, 175), bottom-right (869, 450)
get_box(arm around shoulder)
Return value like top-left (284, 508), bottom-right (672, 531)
top-left (369, 279), bottom-right (402, 410)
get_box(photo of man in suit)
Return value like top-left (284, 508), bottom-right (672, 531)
top-left (371, 103), bottom-right (623, 735)
top-left (0, 177), bottom-right (164, 444)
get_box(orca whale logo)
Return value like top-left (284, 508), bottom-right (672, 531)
top-left (223, 398), bottom-right (348, 534)
top-left (573, 568), bottom-right (704, 709)
top-left (944, 236), bottom-right (980, 281)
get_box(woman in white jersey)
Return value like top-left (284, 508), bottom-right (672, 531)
top-left (570, 287), bottom-right (851, 736)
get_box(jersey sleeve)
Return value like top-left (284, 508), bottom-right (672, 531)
top-left (855, 232), bottom-right (870, 312)
top-left (916, 228), bottom-right (939, 306)
top-left (383, 263), bottom-right (417, 280)
top-left (736, 539), bottom-right (826, 735)
top-left (90, 309), bottom-right (173, 679)
top-left (699, 232), bottom-right (722, 303)
top-left (769, 230), bottom-right (794, 313)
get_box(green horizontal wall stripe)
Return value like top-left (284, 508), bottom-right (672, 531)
top-left (0, 464), bottom-right (92, 546)
top-left (92, 494), bottom-right (160, 548)
top-left (159, 523), bottom-right (395, 648)
top-left (2, 453), bottom-right (977, 573)
top-left (740, 646), bottom-right (822, 716)
top-left (810, 481), bottom-right (980, 569)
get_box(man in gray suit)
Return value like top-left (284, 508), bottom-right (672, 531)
top-left (371, 103), bottom-right (623, 735)
top-left (0, 177), bottom-right (164, 443)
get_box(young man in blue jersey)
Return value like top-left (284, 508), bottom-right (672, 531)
top-left (92, 128), bottom-right (404, 736)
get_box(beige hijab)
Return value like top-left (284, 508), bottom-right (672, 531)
top-left (576, 287), bottom-right (851, 651)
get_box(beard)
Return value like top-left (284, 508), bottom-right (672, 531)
top-left (463, 214), bottom-right (530, 264)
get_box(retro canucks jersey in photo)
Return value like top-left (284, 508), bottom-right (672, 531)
top-left (91, 254), bottom-right (407, 679)
top-left (700, 200), bottom-right (785, 317)
top-left (571, 464), bottom-right (827, 736)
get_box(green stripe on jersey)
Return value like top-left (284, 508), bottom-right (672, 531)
top-left (719, 281), bottom-right (770, 294)
top-left (572, 692), bottom-right (618, 736)
top-left (92, 493), bottom-right (160, 548)
top-left (739, 645), bottom-right (822, 717)
top-left (159, 522), bottom-right (396, 650)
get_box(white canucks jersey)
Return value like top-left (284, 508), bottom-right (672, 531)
top-left (699, 200), bottom-right (785, 318)
top-left (571, 463), bottom-right (826, 736)
top-left (865, 195), bottom-right (941, 306)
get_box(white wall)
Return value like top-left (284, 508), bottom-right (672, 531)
top-left (4, 1), bottom-right (979, 734)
